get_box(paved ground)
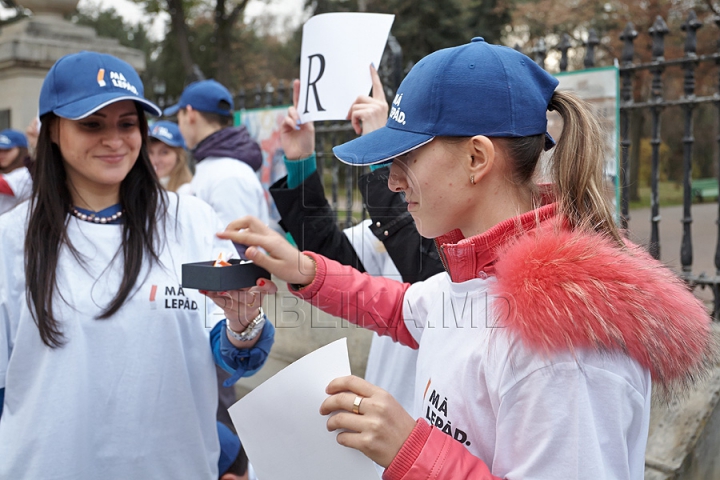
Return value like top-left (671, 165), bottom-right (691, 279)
top-left (626, 201), bottom-right (719, 303)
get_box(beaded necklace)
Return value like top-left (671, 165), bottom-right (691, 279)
top-left (70, 206), bottom-right (124, 224)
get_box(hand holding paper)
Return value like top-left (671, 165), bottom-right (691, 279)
top-left (321, 374), bottom-right (416, 468)
top-left (228, 339), bottom-right (380, 480)
top-left (281, 79), bottom-right (316, 160)
top-left (347, 64), bottom-right (389, 136)
top-left (297, 13), bottom-right (395, 123)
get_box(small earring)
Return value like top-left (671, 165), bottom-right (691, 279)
top-left (470, 175), bottom-right (475, 185)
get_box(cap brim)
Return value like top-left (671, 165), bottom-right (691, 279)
top-left (163, 104), bottom-right (181, 116)
top-left (148, 134), bottom-right (185, 149)
top-left (53, 93), bottom-right (162, 120)
top-left (332, 126), bottom-right (434, 166)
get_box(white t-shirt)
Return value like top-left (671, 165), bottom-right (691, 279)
top-left (402, 274), bottom-right (652, 479)
top-left (190, 157), bottom-right (270, 229)
top-left (344, 220), bottom-right (417, 415)
top-left (0, 194), bottom-right (232, 479)
top-left (0, 167), bottom-right (32, 216)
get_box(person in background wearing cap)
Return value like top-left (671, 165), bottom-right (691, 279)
top-left (148, 120), bottom-right (193, 193)
top-left (0, 51), bottom-right (276, 479)
top-left (0, 128), bottom-right (33, 216)
top-left (215, 38), bottom-right (713, 479)
top-left (164, 79), bottom-right (269, 229)
top-left (0, 128), bottom-right (28, 175)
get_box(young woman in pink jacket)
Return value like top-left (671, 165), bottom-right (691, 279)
top-left (219, 38), bottom-right (714, 479)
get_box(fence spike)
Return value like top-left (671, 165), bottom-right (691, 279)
top-left (533, 38), bottom-right (547, 69)
top-left (276, 80), bottom-right (286, 106)
top-left (558, 33), bottom-right (571, 72)
top-left (236, 88), bottom-right (246, 110)
top-left (620, 22), bottom-right (637, 65)
top-left (386, 34), bottom-right (404, 92)
top-left (681, 10), bottom-right (702, 58)
top-left (264, 82), bottom-right (274, 107)
top-left (649, 16), bottom-right (669, 61)
top-left (679, 13), bottom-right (700, 273)
top-left (584, 28), bottom-right (599, 68)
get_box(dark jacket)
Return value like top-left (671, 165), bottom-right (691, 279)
top-left (269, 166), bottom-right (443, 284)
top-left (193, 126), bottom-right (263, 172)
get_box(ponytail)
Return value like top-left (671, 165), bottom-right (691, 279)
top-left (548, 91), bottom-right (622, 245)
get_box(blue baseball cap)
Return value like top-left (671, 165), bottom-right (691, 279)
top-left (217, 422), bottom-right (241, 475)
top-left (163, 79), bottom-right (234, 117)
top-left (149, 121), bottom-right (186, 149)
top-left (333, 38), bottom-right (559, 165)
top-left (0, 129), bottom-right (28, 149)
top-left (39, 51), bottom-right (161, 120)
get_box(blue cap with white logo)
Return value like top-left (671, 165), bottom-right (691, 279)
top-left (0, 129), bottom-right (28, 149)
top-left (333, 38), bottom-right (559, 165)
top-left (149, 121), bottom-right (186, 149)
top-left (163, 79), bottom-right (234, 117)
top-left (39, 51), bottom-right (161, 120)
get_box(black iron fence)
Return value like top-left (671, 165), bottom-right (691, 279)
top-left (160, 16), bottom-right (720, 319)
top-left (530, 12), bottom-right (720, 319)
top-left (518, 12), bottom-right (720, 319)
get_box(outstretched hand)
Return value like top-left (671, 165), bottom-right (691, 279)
top-left (347, 64), bottom-right (389, 136)
top-left (320, 375), bottom-right (416, 468)
top-left (281, 79), bottom-right (315, 160)
top-left (217, 216), bottom-right (317, 287)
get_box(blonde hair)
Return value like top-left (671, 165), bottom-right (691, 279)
top-left (166, 147), bottom-right (193, 193)
top-left (498, 90), bottom-right (621, 245)
top-left (548, 91), bottom-right (621, 244)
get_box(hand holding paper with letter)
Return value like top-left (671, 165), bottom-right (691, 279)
top-left (297, 12), bottom-right (395, 123)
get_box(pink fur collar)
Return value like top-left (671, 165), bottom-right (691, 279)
top-left (490, 223), bottom-right (714, 395)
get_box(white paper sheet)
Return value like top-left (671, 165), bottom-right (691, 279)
top-left (297, 12), bottom-right (395, 123)
top-left (228, 338), bottom-right (380, 480)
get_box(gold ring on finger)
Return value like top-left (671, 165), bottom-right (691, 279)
top-left (352, 395), bottom-right (363, 415)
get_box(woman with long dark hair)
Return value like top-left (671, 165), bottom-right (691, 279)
top-left (0, 51), bottom-right (275, 479)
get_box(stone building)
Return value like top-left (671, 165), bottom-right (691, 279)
top-left (0, 0), bottom-right (145, 130)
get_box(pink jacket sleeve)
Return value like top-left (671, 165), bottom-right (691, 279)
top-left (383, 421), bottom-right (503, 480)
top-left (291, 252), bottom-right (419, 349)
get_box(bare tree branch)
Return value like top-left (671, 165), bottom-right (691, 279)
top-left (229, 0), bottom-right (250, 26)
top-left (165, 0), bottom-right (196, 81)
top-left (706, 0), bottom-right (720, 16)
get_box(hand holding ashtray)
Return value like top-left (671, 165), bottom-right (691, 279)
top-left (182, 252), bottom-right (270, 291)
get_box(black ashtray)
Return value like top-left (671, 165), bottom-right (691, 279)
top-left (182, 259), bottom-right (270, 291)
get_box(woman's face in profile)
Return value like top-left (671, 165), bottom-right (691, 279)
top-left (52, 100), bottom-right (142, 195)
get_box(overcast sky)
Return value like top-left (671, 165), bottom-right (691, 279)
top-left (0, 0), bottom-right (307, 39)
